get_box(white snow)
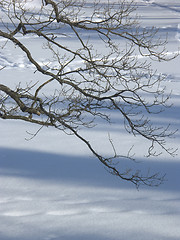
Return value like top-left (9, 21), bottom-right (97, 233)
top-left (0, 1), bottom-right (180, 240)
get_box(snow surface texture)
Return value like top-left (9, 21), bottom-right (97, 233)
top-left (0, 0), bottom-right (180, 239)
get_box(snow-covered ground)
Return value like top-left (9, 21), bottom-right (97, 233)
top-left (0, 0), bottom-right (180, 239)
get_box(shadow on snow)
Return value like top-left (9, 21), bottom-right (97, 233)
top-left (0, 146), bottom-right (179, 192)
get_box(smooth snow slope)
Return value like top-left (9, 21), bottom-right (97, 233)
top-left (0, 0), bottom-right (180, 239)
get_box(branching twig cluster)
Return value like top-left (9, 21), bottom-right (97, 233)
top-left (0, 0), bottom-right (178, 187)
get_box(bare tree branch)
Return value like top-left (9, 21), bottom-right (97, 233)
top-left (0, 0), bottom-right (178, 188)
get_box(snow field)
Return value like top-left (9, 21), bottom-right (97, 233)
top-left (0, 0), bottom-right (180, 239)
